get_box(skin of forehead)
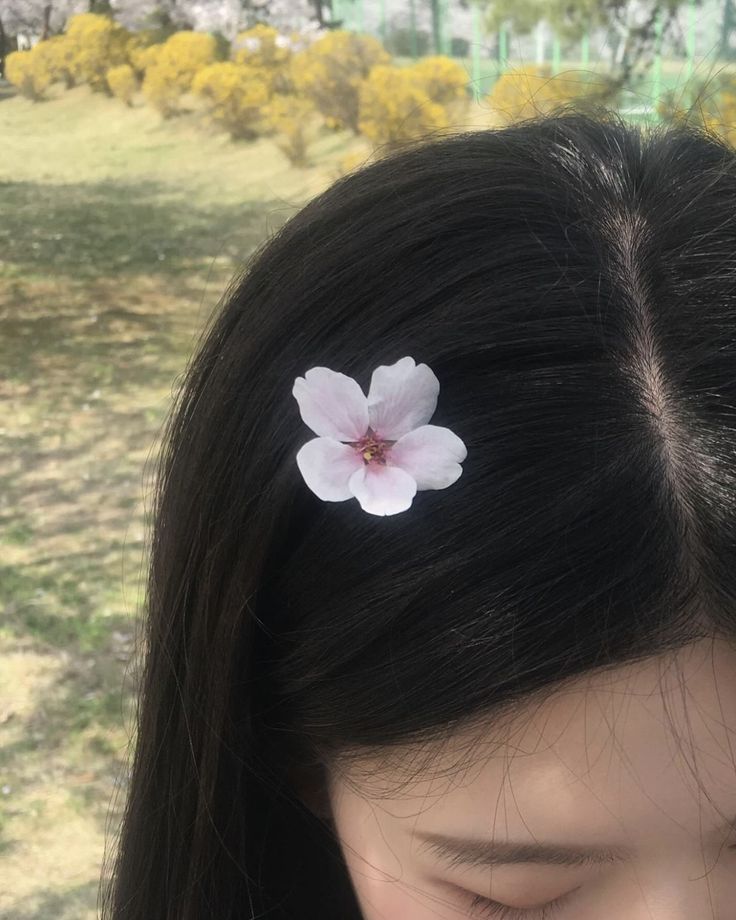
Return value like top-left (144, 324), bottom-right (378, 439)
top-left (327, 637), bottom-right (736, 850)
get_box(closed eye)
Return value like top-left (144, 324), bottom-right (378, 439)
top-left (465, 888), bottom-right (577, 919)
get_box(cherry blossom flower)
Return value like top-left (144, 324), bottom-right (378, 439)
top-left (292, 356), bottom-right (467, 516)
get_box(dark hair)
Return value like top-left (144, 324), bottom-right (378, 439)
top-left (101, 110), bottom-right (736, 920)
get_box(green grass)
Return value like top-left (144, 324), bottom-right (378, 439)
top-left (0, 80), bottom-right (370, 920)
top-left (0, 177), bottom-right (271, 280)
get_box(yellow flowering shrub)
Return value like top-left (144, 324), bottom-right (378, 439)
top-left (64, 12), bottom-right (130, 92)
top-left (334, 148), bottom-right (374, 179)
top-left (293, 30), bottom-right (391, 133)
top-left (129, 42), bottom-right (164, 79)
top-left (709, 90), bottom-right (736, 146)
top-left (488, 66), bottom-right (604, 125)
top-left (357, 65), bottom-right (448, 151)
top-left (191, 62), bottom-right (270, 139)
top-left (107, 63), bottom-right (138, 106)
top-left (657, 80), bottom-right (736, 148)
top-left (408, 55), bottom-right (470, 114)
top-left (126, 31), bottom-right (164, 79)
top-left (142, 30), bottom-right (217, 117)
top-left (43, 34), bottom-right (78, 88)
top-left (231, 23), bottom-right (294, 95)
top-left (5, 47), bottom-right (54, 100)
top-left (261, 92), bottom-right (318, 166)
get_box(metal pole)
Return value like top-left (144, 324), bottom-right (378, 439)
top-left (379, 0), bottom-right (387, 44)
top-left (471, 1), bottom-right (482, 100)
top-left (499, 25), bottom-right (507, 71)
top-left (581, 31), bottom-right (589, 66)
top-left (332, 0), bottom-right (342, 28)
top-left (437, 0), bottom-right (445, 54)
top-left (409, 0), bottom-right (418, 58)
top-left (653, 6), bottom-right (663, 118)
top-left (686, 0), bottom-right (696, 82)
top-left (552, 35), bottom-right (561, 73)
top-left (535, 21), bottom-right (545, 66)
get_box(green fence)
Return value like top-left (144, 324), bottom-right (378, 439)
top-left (329, 0), bottom-right (725, 125)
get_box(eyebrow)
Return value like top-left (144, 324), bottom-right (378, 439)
top-left (413, 830), bottom-right (631, 869)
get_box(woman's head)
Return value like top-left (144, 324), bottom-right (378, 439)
top-left (103, 110), bottom-right (736, 920)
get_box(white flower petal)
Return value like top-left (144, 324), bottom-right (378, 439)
top-left (366, 356), bottom-right (440, 440)
top-left (295, 437), bottom-right (364, 501)
top-left (293, 367), bottom-right (369, 441)
top-left (389, 425), bottom-right (467, 490)
top-left (348, 464), bottom-right (418, 516)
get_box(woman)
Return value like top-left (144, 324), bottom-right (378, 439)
top-left (102, 110), bottom-right (736, 919)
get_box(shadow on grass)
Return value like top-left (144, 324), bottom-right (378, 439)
top-left (0, 177), bottom-right (283, 279)
top-left (0, 175), bottom-right (292, 573)
top-left (0, 179), bottom-right (283, 676)
top-left (6, 878), bottom-right (104, 920)
top-left (0, 647), bottom-right (136, 756)
top-left (1, 560), bottom-right (137, 650)
top-left (0, 178), bottom-right (296, 912)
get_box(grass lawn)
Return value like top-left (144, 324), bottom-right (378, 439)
top-left (0, 80), bottom-right (380, 920)
top-left (0, 57), bottom-right (730, 918)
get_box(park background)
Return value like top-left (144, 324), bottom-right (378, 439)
top-left (2, 0), bottom-right (736, 917)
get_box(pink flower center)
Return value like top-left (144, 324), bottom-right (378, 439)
top-left (349, 427), bottom-right (396, 466)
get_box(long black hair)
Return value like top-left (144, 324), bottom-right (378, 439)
top-left (101, 109), bottom-right (736, 920)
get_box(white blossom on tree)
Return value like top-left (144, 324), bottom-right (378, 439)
top-left (0, 0), bottom-right (330, 43)
top-left (108, 0), bottom-right (326, 38)
top-left (1, 0), bottom-right (87, 40)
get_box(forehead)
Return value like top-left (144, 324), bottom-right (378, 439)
top-left (331, 638), bottom-right (736, 843)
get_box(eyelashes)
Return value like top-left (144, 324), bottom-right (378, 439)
top-left (466, 889), bottom-right (575, 919)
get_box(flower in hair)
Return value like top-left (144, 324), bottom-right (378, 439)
top-left (292, 356), bottom-right (467, 516)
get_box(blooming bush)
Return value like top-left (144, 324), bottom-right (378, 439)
top-left (231, 23), bottom-right (296, 96)
top-left (64, 13), bottom-right (130, 93)
top-left (333, 149), bottom-right (375, 180)
top-left (5, 47), bottom-right (54, 100)
top-left (142, 30), bottom-right (217, 117)
top-left (703, 89), bottom-right (736, 146)
top-left (409, 55), bottom-right (470, 112)
top-left (191, 62), bottom-right (270, 139)
top-left (657, 78), bottom-right (736, 148)
top-left (358, 65), bottom-right (448, 151)
top-left (261, 92), bottom-right (318, 166)
top-left (488, 66), bottom-right (603, 125)
top-left (126, 31), bottom-right (164, 80)
top-left (107, 63), bottom-right (138, 106)
top-left (293, 30), bottom-right (391, 133)
top-left (42, 34), bottom-right (78, 89)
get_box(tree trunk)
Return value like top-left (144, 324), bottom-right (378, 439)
top-left (0, 14), bottom-right (6, 79)
top-left (41, 3), bottom-right (52, 40)
top-left (309, 0), bottom-right (326, 27)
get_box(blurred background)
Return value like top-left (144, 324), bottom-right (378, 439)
top-left (1, 0), bottom-right (735, 917)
